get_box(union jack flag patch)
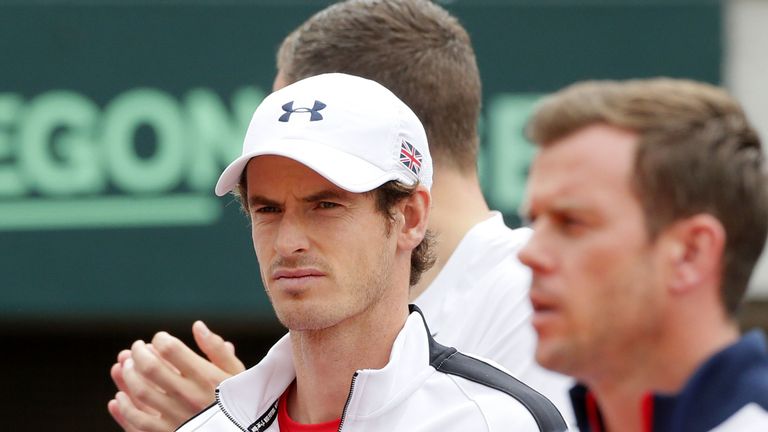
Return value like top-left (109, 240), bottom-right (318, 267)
top-left (399, 140), bottom-right (423, 176)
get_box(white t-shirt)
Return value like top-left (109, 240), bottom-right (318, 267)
top-left (414, 212), bottom-right (575, 424)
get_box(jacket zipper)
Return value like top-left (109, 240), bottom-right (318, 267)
top-left (337, 372), bottom-right (359, 431)
top-left (216, 388), bottom-right (249, 432)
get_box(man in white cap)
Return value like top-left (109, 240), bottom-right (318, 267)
top-left (108, 3), bottom-right (573, 430)
top-left (176, 72), bottom-right (566, 432)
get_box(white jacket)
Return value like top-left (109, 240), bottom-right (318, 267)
top-left (415, 216), bottom-right (574, 422)
top-left (177, 307), bottom-right (567, 431)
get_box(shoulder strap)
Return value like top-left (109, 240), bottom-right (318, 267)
top-left (434, 350), bottom-right (568, 432)
top-left (411, 304), bottom-right (568, 432)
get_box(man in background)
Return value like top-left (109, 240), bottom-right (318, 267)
top-left (109, 1), bottom-right (571, 430)
top-left (520, 78), bottom-right (768, 431)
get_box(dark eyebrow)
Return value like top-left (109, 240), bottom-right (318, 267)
top-left (302, 189), bottom-right (348, 203)
top-left (248, 195), bottom-right (281, 209)
top-left (247, 189), bottom-right (349, 208)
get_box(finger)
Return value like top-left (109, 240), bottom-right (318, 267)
top-left (225, 342), bottom-right (238, 360)
top-left (192, 321), bottom-right (245, 375)
top-left (151, 331), bottom-right (230, 386)
top-left (108, 398), bottom-right (143, 432)
top-left (114, 391), bottom-right (173, 432)
top-left (146, 343), bottom-right (181, 375)
top-left (123, 356), bottom-right (195, 425)
top-left (135, 332), bottom-right (219, 412)
top-left (117, 349), bottom-right (132, 364)
top-left (115, 356), bottom-right (159, 414)
top-left (111, 362), bottom-right (129, 394)
top-left (122, 357), bottom-right (164, 413)
top-left (131, 344), bottom-right (214, 423)
top-left (131, 340), bottom-right (187, 392)
top-left (149, 332), bottom-right (225, 411)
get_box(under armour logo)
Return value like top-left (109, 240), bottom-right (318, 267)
top-left (278, 100), bottom-right (327, 122)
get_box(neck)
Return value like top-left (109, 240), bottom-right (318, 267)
top-left (586, 300), bottom-right (739, 432)
top-left (287, 297), bottom-right (409, 423)
top-left (588, 375), bottom-right (649, 432)
top-left (643, 301), bottom-right (740, 394)
top-left (409, 167), bottom-right (490, 300)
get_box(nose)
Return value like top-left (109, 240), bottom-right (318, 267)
top-left (517, 228), bottom-right (554, 274)
top-left (274, 212), bottom-right (310, 257)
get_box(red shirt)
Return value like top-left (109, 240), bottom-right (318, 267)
top-left (277, 391), bottom-right (342, 432)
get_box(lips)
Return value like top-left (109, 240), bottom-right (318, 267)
top-left (272, 268), bottom-right (325, 280)
top-left (270, 268), bottom-right (326, 294)
top-left (530, 294), bottom-right (556, 313)
top-left (529, 289), bottom-right (561, 334)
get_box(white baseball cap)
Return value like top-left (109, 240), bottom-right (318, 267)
top-left (215, 72), bottom-right (432, 196)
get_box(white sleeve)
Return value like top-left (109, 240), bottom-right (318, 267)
top-left (435, 255), bottom-right (576, 426)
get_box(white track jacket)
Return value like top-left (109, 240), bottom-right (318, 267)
top-left (177, 307), bottom-right (567, 432)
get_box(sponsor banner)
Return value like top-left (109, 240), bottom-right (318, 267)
top-left (0, 1), bottom-right (720, 321)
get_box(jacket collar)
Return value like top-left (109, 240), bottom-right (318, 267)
top-left (651, 330), bottom-right (768, 431)
top-left (569, 330), bottom-right (768, 432)
top-left (216, 332), bottom-right (294, 431)
top-left (215, 306), bottom-right (439, 430)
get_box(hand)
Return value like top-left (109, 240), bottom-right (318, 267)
top-left (108, 321), bottom-right (246, 432)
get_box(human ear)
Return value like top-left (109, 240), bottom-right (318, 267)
top-left (663, 214), bottom-right (726, 295)
top-left (396, 186), bottom-right (431, 251)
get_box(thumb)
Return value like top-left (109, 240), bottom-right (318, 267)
top-left (192, 320), bottom-right (246, 375)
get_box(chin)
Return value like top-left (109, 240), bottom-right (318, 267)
top-left (280, 317), bottom-right (332, 331)
top-left (535, 341), bottom-right (573, 375)
top-left (274, 307), bottom-right (340, 332)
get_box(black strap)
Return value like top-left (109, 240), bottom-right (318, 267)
top-left (434, 350), bottom-right (568, 432)
top-left (411, 304), bottom-right (568, 432)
